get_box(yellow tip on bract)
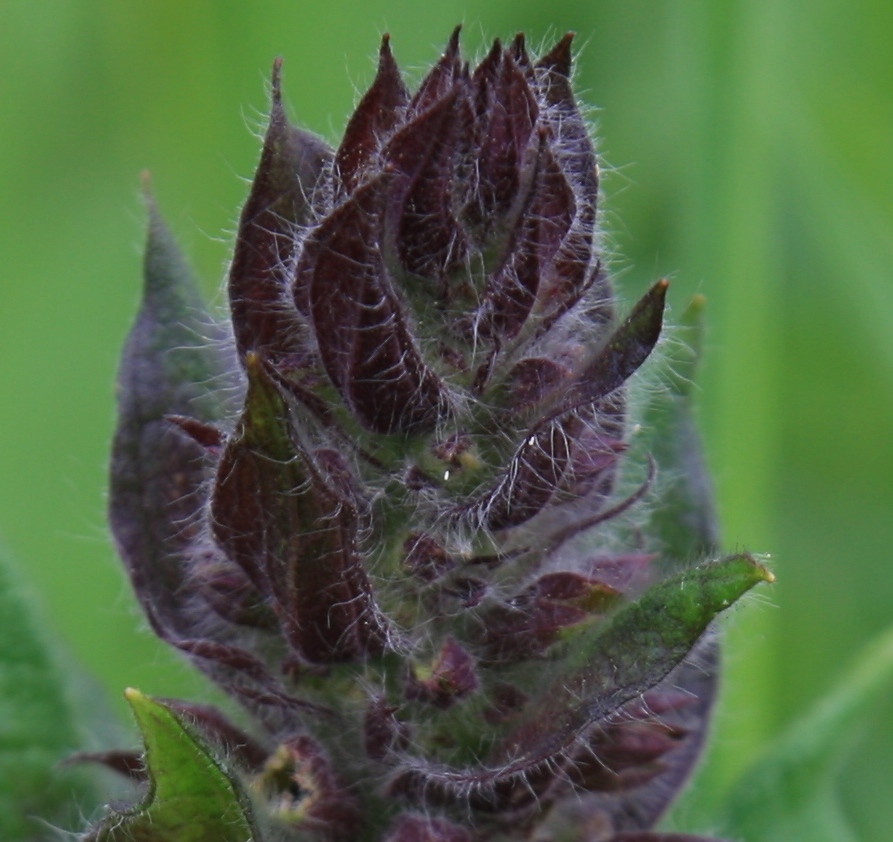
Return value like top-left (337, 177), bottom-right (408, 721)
top-left (124, 687), bottom-right (144, 703)
top-left (748, 553), bottom-right (777, 584)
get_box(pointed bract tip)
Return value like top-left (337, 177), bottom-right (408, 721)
top-left (139, 171), bottom-right (162, 220)
top-left (510, 32), bottom-right (527, 62)
top-left (446, 24), bottom-right (462, 53)
top-left (124, 687), bottom-right (143, 703)
top-left (139, 171), bottom-right (160, 214)
top-left (646, 277), bottom-right (671, 312)
top-left (271, 57), bottom-right (283, 104)
top-left (376, 33), bottom-right (402, 78)
top-left (734, 552), bottom-right (776, 586)
top-left (538, 32), bottom-right (575, 76)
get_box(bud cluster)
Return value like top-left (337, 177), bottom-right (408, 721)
top-left (98, 28), bottom-right (770, 842)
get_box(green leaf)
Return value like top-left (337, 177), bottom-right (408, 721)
top-left (88, 689), bottom-right (261, 842)
top-left (398, 554), bottom-right (772, 802)
top-left (0, 546), bottom-right (102, 839)
top-left (492, 553), bottom-right (774, 772)
top-left (718, 623), bottom-right (893, 841)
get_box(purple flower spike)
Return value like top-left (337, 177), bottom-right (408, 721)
top-left (100, 29), bottom-right (771, 842)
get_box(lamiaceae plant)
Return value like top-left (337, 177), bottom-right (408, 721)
top-left (78, 29), bottom-right (774, 842)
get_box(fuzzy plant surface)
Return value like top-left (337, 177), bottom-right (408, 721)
top-left (81, 29), bottom-right (773, 842)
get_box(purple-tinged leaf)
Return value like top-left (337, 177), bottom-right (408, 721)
top-left (558, 279), bottom-right (669, 418)
top-left (110, 194), bottom-right (237, 637)
top-left (533, 250), bottom-right (605, 340)
top-left (534, 34), bottom-right (598, 213)
top-left (384, 89), bottom-right (459, 184)
top-left (298, 176), bottom-right (448, 434)
top-left (468, 401), bottom-right (617, 533)
top-left (472, 417), bottom-right (571, 530)
top-left (335, 34), bottom-right (408, 194)
top-left (229, 60), bottom-right (332, 363)
top-left (211, 352), bottom-right (389, 662)
top-left (409, 25), bottom-right (463, 114)
top-left (471, 40), bottom-right (503, 100)
top-left (589, 721), bottom-right (684, 775)
top-left (141, 600), bottom-right (331, 729)
top-left (527, 648), bottom-right (718, 830)
top-left (573, 638), bottom-right (720, 833)
top-left (529, 33), bottom-right (612, 332)
top-left (474, 129), bottom-right (592, 339)
top-left (459, 408), bottom-right (594, 534)
top-left (65, 749), bottom-right (147, 783)
top-left (479, 194), bottom-right (542, 342)
top-left (154, 623), bottom-right (283, 687)
top-left (530, 138), bottom-right (577, 263)
top-left (384, 90), bottom-right (469, 280)
top-left (470, 46), bottom-right (539, 229)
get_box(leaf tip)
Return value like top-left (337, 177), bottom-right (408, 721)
top-left (271, 56), bottom-right (284, 104)
top-left (123, 686), bottom-right (143, 703)
top-left (738, 552), bottom-right (776, 586)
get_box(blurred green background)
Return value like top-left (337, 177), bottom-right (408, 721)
top-left (1, 0), bottom-right (891, 838)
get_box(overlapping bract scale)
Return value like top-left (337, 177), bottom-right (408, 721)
top-left (103, 28), bottom-right (766, 842)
